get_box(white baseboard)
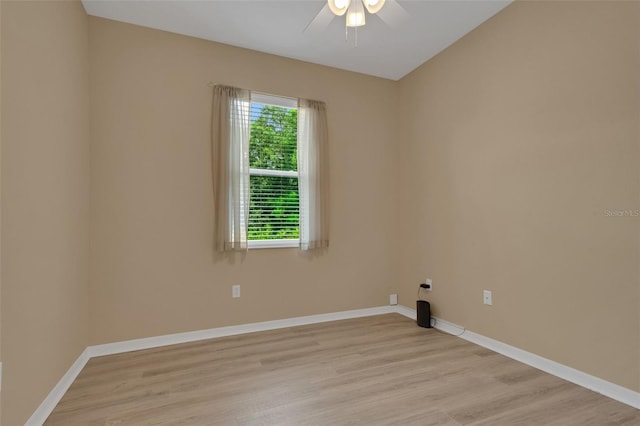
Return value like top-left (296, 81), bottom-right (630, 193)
top-left (393, 305), bottom-right (640, 410)
top-left (29, 306), bottom-right (395, 424)
top-left (461, 330), bottom-right (640, 409)
top-left (28, 304), bottom-right (640, 425)
top-left (88, 306), bottom-right (394, 357)
top-left (392, 304), bottom-right (416, 320)
top-left (26, 348), bottom-right (91, 426)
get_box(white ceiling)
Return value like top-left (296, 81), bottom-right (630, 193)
top-left (81, 0), bottom-right (512, 80)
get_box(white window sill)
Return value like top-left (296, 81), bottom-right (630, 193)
top-left (248, 239), bottom-right (299, 249)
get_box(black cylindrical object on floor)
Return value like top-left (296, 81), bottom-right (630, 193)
top-left (416, 300), bottom-right (431, 328)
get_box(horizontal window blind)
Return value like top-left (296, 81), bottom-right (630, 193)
top-left (248, 93), bottom-right (299, 241)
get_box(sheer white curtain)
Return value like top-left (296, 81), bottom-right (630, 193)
top-left (212, 85), bottom-right (251, 251)
top-left (297, 99), bottom-right (329, 250)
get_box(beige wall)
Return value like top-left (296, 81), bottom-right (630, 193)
top-left (1, 0), bottom-right (640, 423)
top-left (88, 17), bottom-right (399, 344)
top-left (0, 0), bottom-right (3, 422)
top-left (1, 1), bottom-right (91, 424)
top-left (397, 0), bottom-right (640, 391)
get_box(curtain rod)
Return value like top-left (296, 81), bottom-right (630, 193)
top-left (206, 82), bottom-right (293, 101)
top-left (207, 82), bottom-right (325, 105)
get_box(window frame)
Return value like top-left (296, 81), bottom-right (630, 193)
top-left (247, 92), bottom-right (300, 250)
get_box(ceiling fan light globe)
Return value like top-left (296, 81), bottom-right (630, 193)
top-left (328, 0), bottom-right (351, 16)
top-left (346, 10), bottom-right (365, 27)
top-left (363, 0), bottom-right (385, 14)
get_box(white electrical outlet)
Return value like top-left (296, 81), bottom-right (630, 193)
top-left (232, 285), bottom-right (241, 298)
top-left (426, 278), bottom-right (433, 291)
top-left (483, 290), bottom-right (492, 305)
top-left (389, 293), bottom-right (398, 305)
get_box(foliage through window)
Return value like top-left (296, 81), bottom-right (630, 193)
top-left (248, 94), bottom-right (299, 243)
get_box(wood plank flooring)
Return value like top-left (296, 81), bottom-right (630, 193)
top-left (45, 314), bottom-right (640, 425)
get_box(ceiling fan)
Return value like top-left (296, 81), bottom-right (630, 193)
top-left (305, 0), bottom-right (408, 41)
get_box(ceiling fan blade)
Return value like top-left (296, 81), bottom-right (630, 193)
top-left (376, 0), bottom-right (409, 27)
top-left (304, 4), bottom-right (335, 34)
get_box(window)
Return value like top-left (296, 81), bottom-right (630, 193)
top-left (212, 84), bottom-right (328, 252)
top-left (248, 93), bottom-right (299, 248)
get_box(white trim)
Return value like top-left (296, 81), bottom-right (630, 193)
top-left (30, 307), bottom-right (393, 424)
top-left (393, 304), bottom-right (416, 320)
top-left (251, 92), bottom-right (297, 109)
top-left (88, 306), bottom-right (394, 358)
top-left (431, 316), bottom-right (466, 335)
top-left (25, 348), bottom-right (91, 426)
top-left (28, 304), bottom-right (640, 424)
top-left (460, 330), bottom-right (640, 409)
top-left (249, 168), bottom-right (298, 178)
top-left (248, 239), bottom-right (299, 249)
top-left (392, 305), bottom-right (640, 410)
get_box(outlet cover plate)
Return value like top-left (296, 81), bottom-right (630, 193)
top-left (389, 293), bottom-right (398, 305)
top-left (483, 290), bottom-right (492, 305)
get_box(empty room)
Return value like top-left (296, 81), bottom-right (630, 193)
top-left (1, 0), bottom-right (639, 424)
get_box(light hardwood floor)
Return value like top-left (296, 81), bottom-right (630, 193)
top-left (46, 314), bottom-right (639, 425)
